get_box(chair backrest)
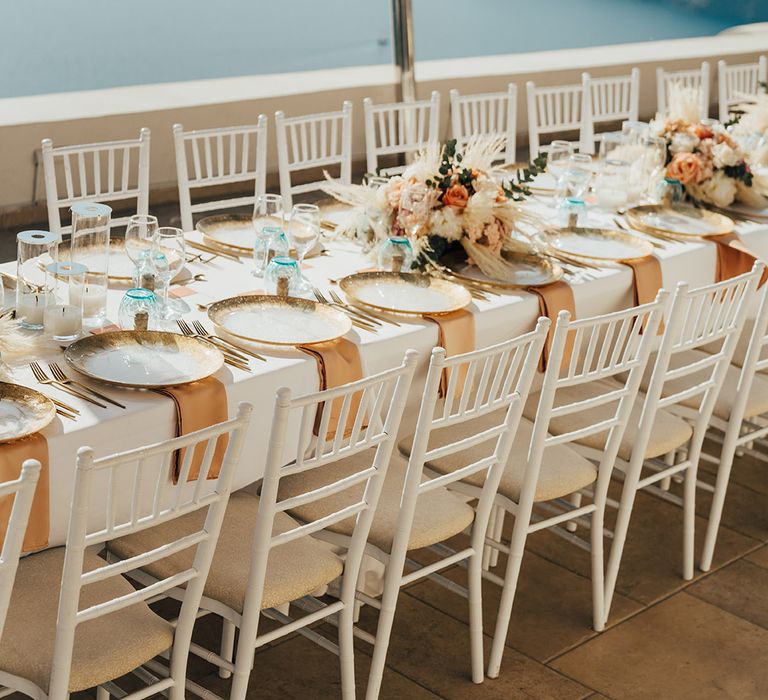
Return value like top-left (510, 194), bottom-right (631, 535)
top-left (173, 118), bottom-right (268, 232)
top-left (393, 320), bottom-right (549, 560)
top-left (42, 129), bottom-right (151, 237)
top-left (240, 352), bottom-right (418, 641)
top-left (364, 91), bottom-right (441, 175)
top-left (0, 462), bottom-right (41, 642)
top-left (718, 57), bottom-right (768, 121)
top-left (449, 85), bottom-right (517, 164)
top-left (526, 81), bottom-right (589, 158)
top-left (525, 293), bottom-right (670, 509)
top-left (581, 69), bottom-right (640, 154)
top-left (275, 102), bottom-right (352, 210)
top-left (631, 265), bottom-right (763, 470)
top-left (656, 62), bottom-right (711, 120)
top-left (46, 403), bottom-right (253, 698)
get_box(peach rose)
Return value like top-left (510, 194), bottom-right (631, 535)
top-left (443, 183), bottom-right (469, 208)
top-left (692, 124), bottom-right (714, 140)
top-left (386, 179), bottom-right (404, 209)
top-left (666, 152), bottom-right (704, 185)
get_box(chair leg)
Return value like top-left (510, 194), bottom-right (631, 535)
top-left (364, 566), bottom-right (403, 700)
top-left (219, 619), bottom-right (236, 679)
top-left (701, 432), bottom-right (739, 572)
top-left (486, 513), bottom-right (528, 679)
top-left (229, 641), bottom-right (254, 700)
top-left (96, 688), bottom-right (109, 700)
top-left (339, 603), bottom-right (357, 700)
top-left (590, 507), bottom-right (605, 632)
top-left (683, 466), bottom-right (696, 581)
top-left (489, 506), bottom-right (505, 568)
top-left (604, 476), bottom-right (640, 625)
top-left (566, 492), bottom-right (582, 533)
top-left (467, 551), bottom-right (485, 684)
top-left (482, 508), bottom-right (497, 571)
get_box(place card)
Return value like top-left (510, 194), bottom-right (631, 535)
top-left (169, 286), bottom-right (196, 299)
top-left (90, 323), bottom-right (121, 335)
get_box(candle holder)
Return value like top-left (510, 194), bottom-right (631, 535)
top-left (378, 237), bottom-right (414, 272)
top-left (43, 262), bottom-right (85, 342)
top-left (70, 202), bottom-right (112, 325)
top-left (118, 288), bottom-right (158, 331)
top-left (16, 230), bottom-right (58, 330)
top-left (264, 256), bottom-right (300, 297)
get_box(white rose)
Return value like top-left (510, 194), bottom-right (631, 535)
top-left (711, 142), bottom-right (740, 168)
top-left (687, 171), bottom-right (737, 208)
top-left (670, 133), bottom-right (698, 154)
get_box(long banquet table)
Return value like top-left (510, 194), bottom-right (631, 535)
top-left (3, 206), bottom-right (768, 548)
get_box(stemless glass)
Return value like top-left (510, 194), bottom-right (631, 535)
top-left (398, 183), bottom-right (431, 240)
top-left (378, 237), bottom-right (414, 272)
top-left (547, 140), bottom-right (574, 179)
top-left (595, 159), bottom-right (631, 210)
top-left (118, 288), bottom-right (158, 331)
top-left (152, 227), bottom-right (187, 321)
top-left (253, 194), bottom-right (284, 275)
top-left (124, 214), bottom-right (158, 266)
top-left (264, 256), bottom-right (300, 296)
top-left (287, 204), bottom-right (320, 294)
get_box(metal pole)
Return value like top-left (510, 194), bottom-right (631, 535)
top-left (392, 0), bottom-right (416, 103)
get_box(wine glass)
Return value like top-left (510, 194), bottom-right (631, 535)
top-left (152, 227), bottom-right (187, 321)
top-left (287, 204), bottom-right (320, 294)
top-left (547, 140), bottom-right (574, 180)
top-left (398, 183), bottom-right (431, 240)
top-left (124, 214), bottom-right (158, 265)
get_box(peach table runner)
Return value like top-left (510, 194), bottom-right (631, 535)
top-left (299, 338), bottom-right (364, 438)
top-left (622, 254), bottom-right (665, 333)
top-left (0, 433), bottom-right (48, 553)
top-left (527, 281), bottom-right (576, 371)
top-left (153, 376), bottom-right (229, 483)
top-left (711, 232), bottom-right (766, 286)
top-left (423, 309), bottom-right (475, 396)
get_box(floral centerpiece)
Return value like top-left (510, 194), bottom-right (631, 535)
top-left (650, 86), bottom-right (768, 208)
top-left (322, 136), bottom-right (547, 281)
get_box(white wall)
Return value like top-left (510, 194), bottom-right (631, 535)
top-left (0, 31), bottom-right (766, 211)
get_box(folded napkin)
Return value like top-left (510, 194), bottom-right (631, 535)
top-left (423, 309), bottom-right (476, 396)
top-left (622, 254), bottom-right (665, 334)
top-left (711, 232), bottom-right (766, 286)
top-left (527, 281), bottom-right (576, 372)
top-left (0, 433), bottom-right (48, 553)
top-left (299, 338), bottom-right (364, 439)
top-left (153, 376), bottom-right (229, 483)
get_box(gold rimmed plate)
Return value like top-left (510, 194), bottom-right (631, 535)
top-left (58, 239), bottom-right (184, 282)
top-left (0, 383), bottom-right (56, 442)
top-left (208, 295), bottom-right (352, 346)
top-left (339, 272), bottom-right (472, 315)
top-left (716, 201), bottom-right (768, 222)
top-left (441, 250), bottom-right (563, 289)
top-left (540, 227), bottom-right (654, 262)
top-left (626, 205), bottom-right (734, 238)
top-left (64, 331), bottom-right (224, 388)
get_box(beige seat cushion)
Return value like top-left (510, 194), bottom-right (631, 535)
top-left (523, 379), bottom-right (693, 462)
top-left (701, 319), bottom-right (768, 371)
top-left (639, 348), bottom-right (768, 422)
top-left (0, 548), bottom-right (172, 693)
top-left (277, 450), bottom-right (475, 553)
top-left (399, 415), bottom-right (597, 503)
top-left (110, 492), bottom-right (343, 614)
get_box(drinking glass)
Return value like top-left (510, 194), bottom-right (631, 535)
top-left (640, 136), bottom-right (668, 198)
top-left (378, 237), bottom-right (414, 272)
top-left (124, 214), bottom-right (158, 265)
top-left (287, 204), bottom-right (320, 294)
top-left (264, 257), bottom-right (300, 296)
top-left (556, 197), bottom-right (588, 228)
top-left (598, 132), bottom-right (626, 163)
top-left (398, 183), bottom-right (431, 239)
top-left (118, 288), bottom-right (158, 331)
top-left (654, 177), bottom-right (685, 207)
top-left (547, 140), bottom-right (574, 179)
top-left (152, 227), bottom-right (187, 321)
top-left (594, 159), bottom-right (631, 210)
top-left (252, 194), bottom-right (284, 275)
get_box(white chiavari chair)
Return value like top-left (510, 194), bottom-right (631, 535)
top-left (429, 296), bottom-right (668, 680)
top-left (526, 80), bottom-right (590, 158)
top-left (0, 403), bottom-right (252, 700)
top-left (363, 91), bottom-right (441, 175)
top-left (573, 266), bottom-right (761, 624)
top-left (275, 101), bottom-right (352, 210)
top-left (279, 322), bottom-right (548, 698)
top-left (692, 278), bottom-right (768, 571)
top-left (108, 353), bottom-right (418, 700)
top-left (41, 129), bottom-right (150, 237)
top-left (581, 69), bottom-right (640, 154)
top-left (656, 62), bottom-right (711, 120)
top-left (449, 84), bottom-right (518, 164)
top-left (0, 462), bottom-right (41, 642)
top-left (718, 56), bottom-right (768, 121)
top-left (173, 118), bottom-right (268, 232)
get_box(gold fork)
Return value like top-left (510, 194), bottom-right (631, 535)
top-left (29, 362), bottom-right (108, 408)
top-left (323, 288), bottom-right (401, 328)
top-left (176, 321), bottom-right (252, 371)
top-left (191, 320), bottom-right (268, 362)
top-left (48, 362), bottom-right (126, 409)
top-left (312, 288), bottom-right (379, 331)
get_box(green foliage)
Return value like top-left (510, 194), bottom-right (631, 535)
top-left (501, 153), bottom-right (548, 201)
top-left (724, 162), bottom-right (753, 187)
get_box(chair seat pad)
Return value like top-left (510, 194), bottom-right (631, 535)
top-left (523, 379), bottom-right (693, 462)
top-left (277, 450), bottom-right (475, 553)
top-left (399, 415), bottom-right (597, 503)
top-left (639, 349), bottom-right (768, 422)
top-left (109, 492), bottom-right (344, 614)
top-left (0, 547), bottom-right (173, 693)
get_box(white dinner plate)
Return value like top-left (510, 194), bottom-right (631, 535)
top-left (542, 227), bottom-right (653, 261)
top-left (0, 383), bottom-right (56, 442)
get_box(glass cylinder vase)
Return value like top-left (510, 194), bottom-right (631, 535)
top-left (43, 262), bottom-right (86, 342)
top-left (70, 202), bottom-right (112, 325)
top-left (16, 230), bottom-right (59, 330)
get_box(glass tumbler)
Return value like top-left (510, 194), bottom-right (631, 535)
top-left (264, 256), bottom-right (300, 297)
top-left (118, 288), bottom-right (158, 331)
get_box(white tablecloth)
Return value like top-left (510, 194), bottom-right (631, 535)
top-left (2, 205), bottom-right (768, 547)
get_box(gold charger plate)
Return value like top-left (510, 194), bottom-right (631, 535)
top-left (541, 227), bottom-right (654, 262)
top-left (0, 382), bottom-right (56, 442)
top-left (441, 250), bottom-right (563, 289)
top-left (58, 239), bottom-right (184, 282)
top-left (65, 331), bottom-right (224, 388)
top-left (626, 205), bottom-right (734, 238)
top-left (208, 295), bottom-right (352, 346)
top-left (339, 272), bottom-right (472, 316)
